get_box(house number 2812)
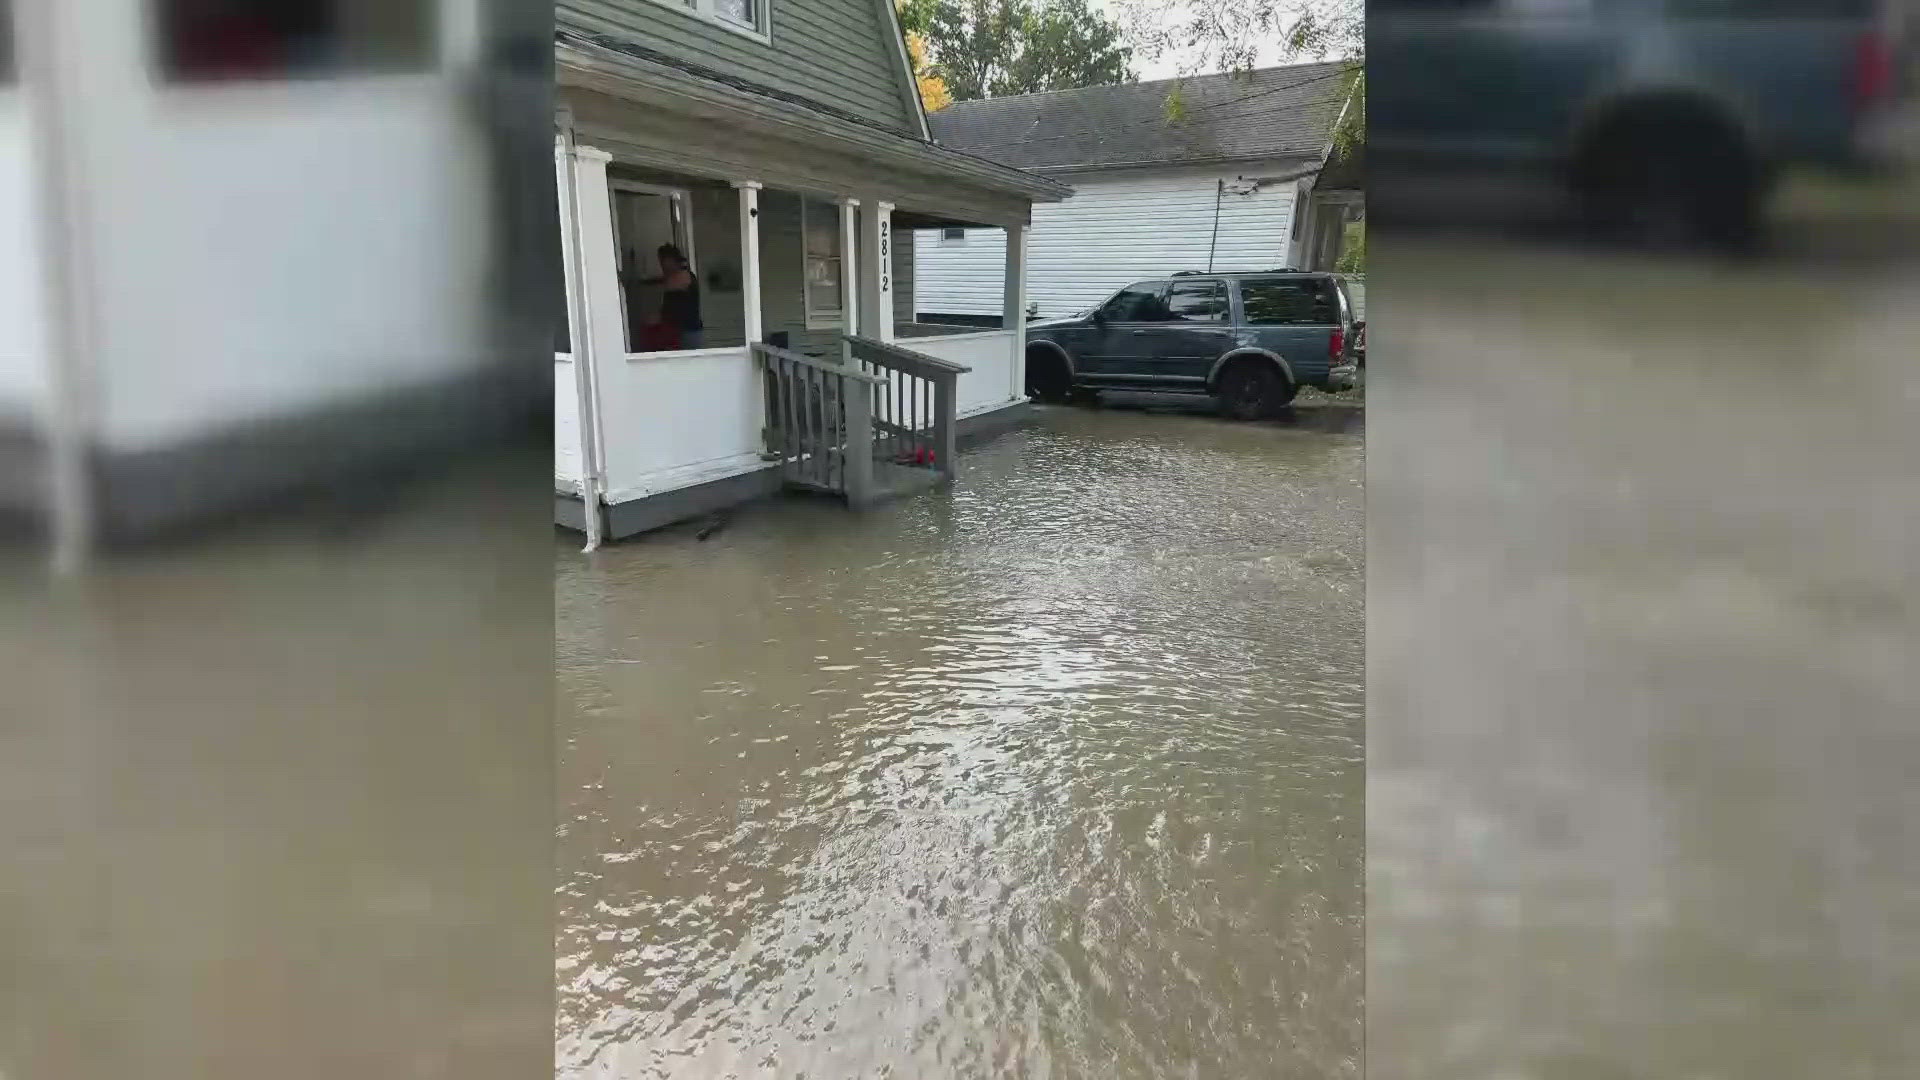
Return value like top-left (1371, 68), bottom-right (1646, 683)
top-left (879, 221), bottom-right (890, 293)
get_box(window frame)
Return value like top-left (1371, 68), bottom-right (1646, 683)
top-left (801, 197), bottom-right (844, 331)
top-left (1163, 277), bottom-right (1230, 324)
top-left (641, 0), bottom-right (772, 44)
top-left (940, 226), bottom-right (966, 242)
top-left (609, 180), bottom-right (698, 355)
top-left (1098, 280), bottom-right (1170, 322)
top-left (1237, 276), bottom-right (1342, 327)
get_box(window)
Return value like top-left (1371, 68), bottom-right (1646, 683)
top-left (154, 0), bottom-right (435, 83)
top-left (660, 0), bottom-right (769, 37)
top-left (1099, 281), bottom-right (1168, 321)
top-left (1165, 279), bottom-right (1228, 323)
top-left (802, 198), bottom-right (843, 328)
top-left (941, 227), bottom-right (966, 241)
top-left (1240, 278), bottom-right (1341, 326)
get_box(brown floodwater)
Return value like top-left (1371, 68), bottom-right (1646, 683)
top-left (556, 400), bottom-right (1365, 1078)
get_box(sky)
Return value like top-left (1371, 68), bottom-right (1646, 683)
top-left (1090, 0), bottom-right (1293, 80)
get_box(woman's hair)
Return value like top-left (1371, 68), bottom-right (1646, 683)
top-left (657, 244), bottom-right (688, 268)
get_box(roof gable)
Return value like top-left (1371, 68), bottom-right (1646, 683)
top-left (926, 62), bottom-right (1350, 170)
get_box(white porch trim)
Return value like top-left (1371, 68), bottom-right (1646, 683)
top-left (1002, 223), bottom-right (1028, 401)
top-left (732, 180), bottom-right (764, 343)
top-left (556, 131), bottom-right (617, 549)
top-left (858, 200), bottom-right (895, 342)
top-left (839, 197), bottom-right (861, 338)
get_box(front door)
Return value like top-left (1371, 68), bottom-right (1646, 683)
top-left (1083, 280), bottom-right (1169, 379)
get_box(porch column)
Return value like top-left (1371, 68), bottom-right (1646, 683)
top-left (838, 197), bottom-right (861, 337)
top-left (557, 133), bottom-right (619, 548)
top-left (1002, 222), bottom-right (1029, 401)
top-left (733, 181), bottom-right (764, 343)
top-left (566, 143), bottom-right (624, 365)
top-left (857, 200), bottom-right (895, 342)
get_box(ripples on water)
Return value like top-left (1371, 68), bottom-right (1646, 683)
top-left (557, 405), bottom-right (1364, 1078)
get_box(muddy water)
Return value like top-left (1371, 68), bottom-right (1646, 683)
top-left (556, 402), bottom-right (1364, 1078)
top-left (1367, 221), bottom-right (1920, 1078)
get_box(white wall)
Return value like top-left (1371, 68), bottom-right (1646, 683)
top-left (49, 0), bottom-right (489, 454)
top-left (593, 347), bottom-right (767, 504)
top-left (914, 161), bottom-right (1304, 320)
top-left (0, 94), bottom-right (49, 426)
top-left (555, 357), bottom-right (583, 492)
top-left (905, 330), bottom-right (1020, 418)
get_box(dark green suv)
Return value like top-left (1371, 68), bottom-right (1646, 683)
top-left (1023, 271), bottom-right (1361, 420)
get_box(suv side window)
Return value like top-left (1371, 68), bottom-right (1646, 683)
top-left (1165, 279), bottom-right (1229, 323)
top-left (1240, 278), bottom-right (1340, 326)
top-left (1100, 281), bottom-right (1168, 321)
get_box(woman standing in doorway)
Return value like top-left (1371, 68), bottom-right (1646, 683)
top-left (657, 245), bottom-right (704, 350)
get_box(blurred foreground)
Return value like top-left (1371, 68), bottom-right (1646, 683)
top-left (1367, 171), bottom-right (1920, 1076)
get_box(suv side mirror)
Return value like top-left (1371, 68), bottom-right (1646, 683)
top-left (1091, 308), bottom-right (1107, 325)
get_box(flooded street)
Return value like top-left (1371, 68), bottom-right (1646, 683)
top-left (557, 401), bottom-right (1364, 1078)
top-left (1368, 203), bottom-right (1920, 1076)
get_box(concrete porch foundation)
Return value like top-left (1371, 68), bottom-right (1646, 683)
top-left (558, 401), bottom-right (1035, 541)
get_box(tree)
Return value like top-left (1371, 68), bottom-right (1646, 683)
top-left (1335, 217), bottom-right (1365, 274)
top-left (903, 30), bottom-right (954, 111)
top-left (898, 0), bottom-right (1133, 102)
top-left (1117, 0), bottom-right (1362, 153)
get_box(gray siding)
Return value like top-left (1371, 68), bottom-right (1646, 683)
top-left (560, 0), bottom-right (918, 137)
top-left (754, 191), bottom-right (915, 356)
top-left (893, 227), bottom-right (915, 330)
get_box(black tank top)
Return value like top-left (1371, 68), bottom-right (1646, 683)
top-left (661, 280), bottom-right (703, 332)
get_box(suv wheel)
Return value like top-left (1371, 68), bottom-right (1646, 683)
top-left (1217, 360), bottom-right (1295, 420)
top-left (1026, 349), bottom-right (1073, 404)
top-left (1573, 104), bottom-right (1763, 253)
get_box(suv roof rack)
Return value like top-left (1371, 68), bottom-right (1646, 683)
top-left (1171, 267), bottom-right (1310, 276)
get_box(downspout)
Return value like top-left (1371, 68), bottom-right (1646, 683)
top-left (558, 120), bottom-right (605, 552)
top-left (1205, 179), bottom-right (1223, 272)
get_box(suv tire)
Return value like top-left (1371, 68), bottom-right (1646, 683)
top-left (1217, 360), bottom-right (1295, 420)
top-left (1572, 102), bottom-right (1762, 252)
top-left (1026, 349), bottom-right (1073, 404)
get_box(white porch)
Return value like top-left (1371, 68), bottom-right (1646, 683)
top-left (553, 133), bottom-right (1052, 541)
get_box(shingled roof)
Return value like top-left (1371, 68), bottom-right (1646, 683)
top-left (926, 62), bottom-right (1352, 171)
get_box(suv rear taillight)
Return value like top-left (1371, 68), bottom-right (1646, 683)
top-left (1329, 325), bottom-right (1345, 361)
top-left (1855, 32), bottom-right (1895, 111)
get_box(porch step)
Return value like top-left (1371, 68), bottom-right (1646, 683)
top-left (781, 457), bottom-right (940, 504)
top-left (868, 460), bottom-right (942, 501)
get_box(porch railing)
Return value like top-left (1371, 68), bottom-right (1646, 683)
top-left (845, 335), bottom-right (970, 490)
top-left (753, 342), bottom-right (883, 501)
top-left (752, 337), bottom-right (972, 509)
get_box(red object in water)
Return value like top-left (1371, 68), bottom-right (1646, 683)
top-left (900, 446), bottom-right (936, 466)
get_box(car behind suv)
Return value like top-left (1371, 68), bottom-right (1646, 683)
top-left (1024, 271), bottom-right (1361, 420)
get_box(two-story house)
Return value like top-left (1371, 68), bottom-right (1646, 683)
top-left (552, 0), bottom-right (1069, 544)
